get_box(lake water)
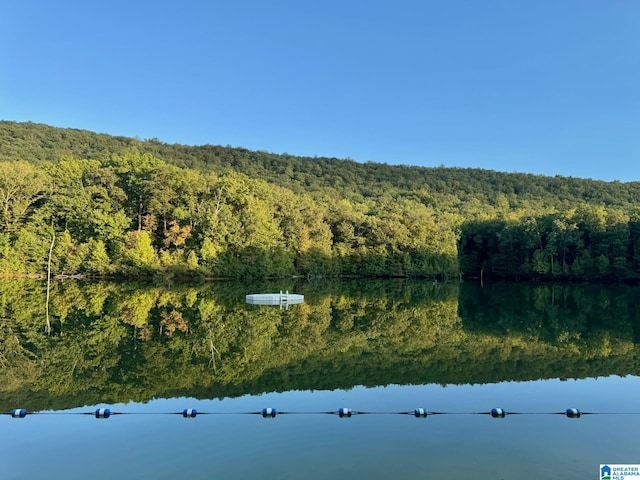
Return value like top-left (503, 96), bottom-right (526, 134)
top-left (1, 279), bottom-right (639, 479)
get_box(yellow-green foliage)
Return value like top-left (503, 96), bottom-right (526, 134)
top-left (1, 279), bottom-right (638, 411)
top-left (2, 121), bottom-right (640, 279)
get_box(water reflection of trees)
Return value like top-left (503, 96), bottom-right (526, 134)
top-left (1, 279), bottom-right (638, 411)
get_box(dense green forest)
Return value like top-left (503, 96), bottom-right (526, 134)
top-left (1, 279), bottom-right (638, 411)
top-left (2, 120), bottom-right (640, 280)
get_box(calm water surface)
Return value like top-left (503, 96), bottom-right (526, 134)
top-left (1, 279), bottom-right (639, 479)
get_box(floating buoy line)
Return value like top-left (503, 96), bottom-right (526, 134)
top-left (4, 407), bottom-right (640, 420)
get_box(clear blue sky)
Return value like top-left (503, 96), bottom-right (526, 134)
top-left (2, 0), bottom-right (638, 181)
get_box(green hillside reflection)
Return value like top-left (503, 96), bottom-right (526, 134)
top-left (1, 279), bottom-right (639, 411)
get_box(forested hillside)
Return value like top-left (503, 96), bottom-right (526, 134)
top-left (1, 120), bottom-right (639, 280)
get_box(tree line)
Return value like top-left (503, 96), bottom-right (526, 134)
top-left (0, 152), bottom-right (457, 278)
top-left (2, 121), bottom-right (640, 280)
top-left (460, 207), bottom-right (640, 281)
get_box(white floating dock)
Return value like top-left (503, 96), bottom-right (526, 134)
top-left (245, 291), bottom-right (304, 309)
